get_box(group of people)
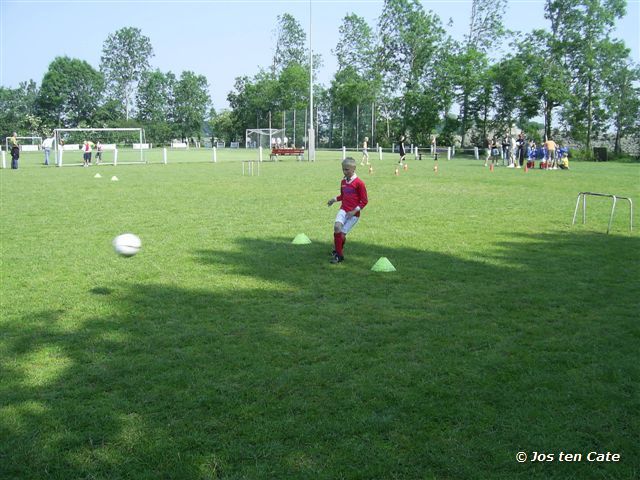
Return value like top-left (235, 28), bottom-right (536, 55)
top-left (8, 133), bottom-right (56, 169)
top-left (271, 137), bottom-right (291, 149)
top-left (81, 140), bottom-right (104, 167)
top-left (485, 133), bottom-right (569, 170)
top-left (5, 134), bottom-right (104, 168)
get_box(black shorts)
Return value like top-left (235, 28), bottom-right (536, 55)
top-left (83, 152), bottom-right (92, 161)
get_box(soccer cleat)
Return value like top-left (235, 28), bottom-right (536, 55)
top-left (330, 253), bottom-right (344, 264)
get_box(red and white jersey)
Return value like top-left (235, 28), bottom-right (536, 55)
top-left (336, 174), bottom-right (368, 217)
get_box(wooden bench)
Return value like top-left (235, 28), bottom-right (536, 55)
top-left (270, 147), bottom-right (304, 161)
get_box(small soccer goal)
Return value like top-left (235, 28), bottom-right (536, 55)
top-left (245, 128), bottom-right (285, 150)
top-left (54, 128), bottom-right (146, 166)
top-left (5, 136), bottom-right (42, 152)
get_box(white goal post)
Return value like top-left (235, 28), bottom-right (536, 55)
top-left (54, 128), bottom-right (146, 166)
top-left (5, 136), bottom-right (43, 152)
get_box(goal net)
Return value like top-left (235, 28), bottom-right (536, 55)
top-left (54, 128), bottom-right (146, 166)
top-left (245, 128), bottom-right (285, 149)
top-left (5, 136), bottom-right (42, 152)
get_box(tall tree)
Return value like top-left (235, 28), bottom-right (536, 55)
top-left (468, 67), bottom-right (495, 144)
top-left (100, 27), bottom-right (154, 121)
top-left (378, 0), bottom-right (443, 93)
top-left (226, 13), bottom-right (321, 143)
top-left (601, 50), bottom-right (640, 155)
top-left (456, 0), bottom-right (507, 146)
top-left (0, 80), bottom-right (39, 135)
top-left (174, 71), bottom-right (211, 142)
top-left (378, 0), bottom-right (445, 143)
top-left (330, 14), bottom-right (380, 147)
top-left (450, 47), bottom-right (488, 146)
top-left (136, 70), bottom-right (175, 122)
top-left (431, 36), bottom-right (458, 119)
top-left (329, 66), bottom-right (373, 147)
top-left (228, 71), bottom-right (280, 138)
top-left (465, 0), bottom-right (507, 52)
top-left (209, 109), bottom-right (236, 144)
top-left (37, 56), bottom-right (103, 127)
top-left (491, 55), bottom-right (536, 136)
top-left (333, 14), bottom-right (376, 73)
top-left (136, 69), bottom-right (176, 143)
top-left (546, 0), bottom-right (626, 153)
top-left (516, 30), bottom-right (570, 140)
top-left (272, 14), bottom-right (306, 74)
top-left (277, 63), bottom-right (309, 112)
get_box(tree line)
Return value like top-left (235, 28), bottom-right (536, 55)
top-left (0, 27), bottom-right (211, 146)
top-left (225, 0), bottom-right (638, 156)
top-left (2, 0), bottom-right (639, 156)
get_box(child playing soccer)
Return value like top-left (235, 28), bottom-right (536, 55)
top-left (327, 157), bottom-right (368, 264)
top-left (361, 136), bottom-right (369, 166)
top-left (398, 135), bottom-right (406, 165)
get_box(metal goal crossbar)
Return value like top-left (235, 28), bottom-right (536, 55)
top-left (572, 192), bottom-right (633, 234)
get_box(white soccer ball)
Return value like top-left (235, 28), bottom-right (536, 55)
top-left (113, 233), bottom-right (141, 257)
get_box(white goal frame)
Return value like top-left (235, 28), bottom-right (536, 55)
top-left (246, 128), bottom-right (285, 149)
top-left (54, 128), bottom-right (146, 166)
top-left (5, 136), bottom-right (43, 152)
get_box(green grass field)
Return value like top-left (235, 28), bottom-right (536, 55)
top-left (1, 149), bottom-right (639, 479)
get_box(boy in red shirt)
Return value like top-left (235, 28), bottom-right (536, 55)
top-left (327, 157), bottom-right (368, 264)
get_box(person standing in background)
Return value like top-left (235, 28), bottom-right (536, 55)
top-left (516, 132), bottom-right (526, 168)
top-left (9, 132), bottom-right (20, 169)
top-left (361, 136), bottom-right (369, 166)
top-left (544, 137), bottom-right (557, 169)
top-left (42, 135), bottom-right (54, 166)
top-left (82, 140), bottom-right (95, 167)
top-left (398, 135), bottom-right (406, 166)
top-left (95, 141), bottom-right (103, 165)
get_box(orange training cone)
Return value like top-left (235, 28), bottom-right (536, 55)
top-left (524, 163), bottom-right (528, 172)
top-left (489, 163), bottom-right (494, 172)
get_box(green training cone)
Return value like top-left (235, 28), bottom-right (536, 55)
top-left (371, 257), bottom-right (396, 272)
top-left (291, 233), bottom-right (312, 245)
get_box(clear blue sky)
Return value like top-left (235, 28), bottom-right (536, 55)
top-left (1, 0), bottom-right (638, 111)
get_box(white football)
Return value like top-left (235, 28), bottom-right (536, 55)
top-left (113, 233), bottom-right (141, 257)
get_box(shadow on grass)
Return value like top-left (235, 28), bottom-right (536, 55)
top-left (1, 232), bottom-right (638, 479)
